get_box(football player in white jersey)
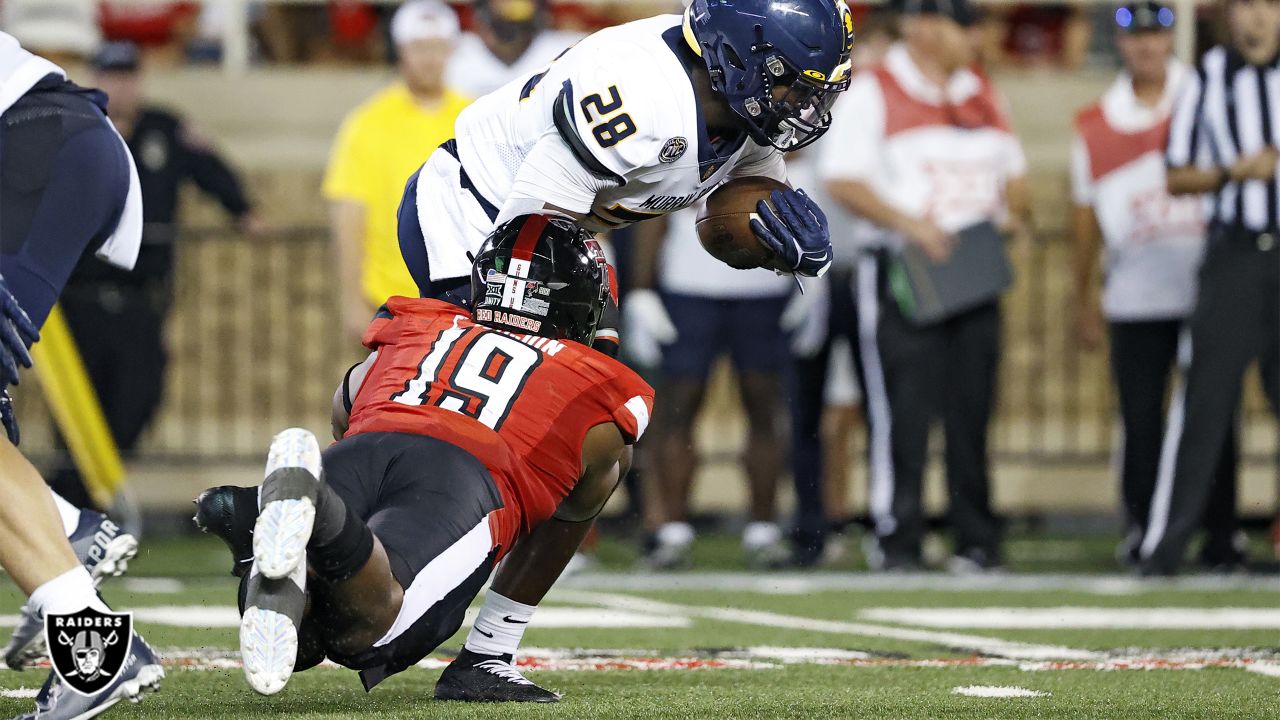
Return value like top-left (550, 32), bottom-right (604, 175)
top-left (389, 0), bottom-right (856, 703)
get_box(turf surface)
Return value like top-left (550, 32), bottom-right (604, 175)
top-left (0, 533), bottom-right (1276, 719)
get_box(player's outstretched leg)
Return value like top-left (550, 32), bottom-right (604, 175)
top-left (5, 499), bottom-right (139, 671)
top-left (240, 428), bottom-right (321, 695)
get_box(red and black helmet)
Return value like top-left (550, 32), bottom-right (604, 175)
top-left (470, 214), bottom-right (611, 345)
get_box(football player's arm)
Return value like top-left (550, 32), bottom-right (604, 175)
top-left (484, 423), bottom-right (626, 607)
top-left (500, 69), bottom-right (666, 224)
top-left (331, 351), bottom-right (378, 440)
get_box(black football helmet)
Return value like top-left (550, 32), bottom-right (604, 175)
top-left (471, 215), bottom-right (610, 345)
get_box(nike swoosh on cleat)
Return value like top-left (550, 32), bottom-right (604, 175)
top-left (502, 616), bottom-right (529, 624)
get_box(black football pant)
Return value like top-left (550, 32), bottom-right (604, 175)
top-left (1109, 319), bottom-right (1239, 560)
top-left (1142, 225), bottom-right (1280, 574)
top-left (857, 254), bottom-right (1002, 564)
top-left (787, 266), bottom-right (861, 554)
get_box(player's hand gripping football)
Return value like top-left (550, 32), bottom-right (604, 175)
top-left (750, 189), bottom-right (834, 278)
top-left (0, 273), bottom-right (38, 389)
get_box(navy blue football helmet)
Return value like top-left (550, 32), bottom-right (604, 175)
top-left (685, 0), bottom-right (855, 151)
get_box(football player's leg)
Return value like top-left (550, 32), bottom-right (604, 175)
top-left (642, 292), bottom-right (720, 568)
top-left (312, 432), bottom-right (502, 692)
top-left (0, 80), bottom-right (134, 602)
top-left (730, 294), bottom-right (790, 568)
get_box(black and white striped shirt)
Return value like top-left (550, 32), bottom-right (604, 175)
top-left (1167, 45), bottom-right (1280, 231)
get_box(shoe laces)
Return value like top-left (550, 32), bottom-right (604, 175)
top-left (474, 659), bottom-right (534, 685)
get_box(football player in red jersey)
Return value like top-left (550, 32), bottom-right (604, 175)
top-left (195, 215), bottom-right (653, 697)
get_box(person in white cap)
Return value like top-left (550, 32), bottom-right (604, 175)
top-left (323, 0), bottom-right (471, 339)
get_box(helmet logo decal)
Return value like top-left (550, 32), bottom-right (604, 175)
top-left (659, 137), bottom-right (688, 163)
top-left (804, 69), bottom-right (828, 81)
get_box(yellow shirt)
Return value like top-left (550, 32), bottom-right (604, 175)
top-left (323, 84), bottom-right (472, 305)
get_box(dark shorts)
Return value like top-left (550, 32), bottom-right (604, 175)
top-left (318, 431), bottom-right (504, 689)
top-left (0, 76), bottom-right (130, 328)
top-left (659, 291), bottom-right (789, 382)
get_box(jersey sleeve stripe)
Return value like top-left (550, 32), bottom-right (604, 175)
top-left (624, 395), bottom-right (651, 440)
top-left (553, 81), bottom-right (625, 184)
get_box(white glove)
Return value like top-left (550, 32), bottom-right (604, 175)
top-left (623, 288), bottom-right (677, 367)
top-left (780, 276), bottom-right (830, 358)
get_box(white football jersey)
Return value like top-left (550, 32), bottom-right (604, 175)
top-left (414, 14), bottom-right (787, 283)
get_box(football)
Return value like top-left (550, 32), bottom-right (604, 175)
top-left (695, 176), bottom-right (790, 270)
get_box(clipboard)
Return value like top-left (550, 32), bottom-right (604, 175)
top-left (888, 220), bottom-right (1014, 326)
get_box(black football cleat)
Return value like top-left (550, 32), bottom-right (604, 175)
top-left (434, 648), bottom-right (561, 703)
top-left (193, 485), bottom-right (260, 577)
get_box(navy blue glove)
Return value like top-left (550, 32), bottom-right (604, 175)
top-left (0, 273), bottom-right (38, 389)
top-left (1, 390), bottom-right (16, 446)
top-left (750, 189), bottom-right (834, 278)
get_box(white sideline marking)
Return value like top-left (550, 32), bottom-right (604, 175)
top-left (137, 647), bottom-right (1280, 675)
top-left (122, 578), bottom-right (185, 594)
top-left (133, 606), bottom-right (242, 628)
top-left (0, 606), bottom-right (687, 631)
top-left (563, 572), bottom-right (1280, 595)
top-left (463, 607), bottom-right (691, 629)
top-left (0, 688), bottom-right (38, 699)
top-left (1246, 662), bottom-right (1280, 678)
top-left (553, 590), bottom-right (1101, 661)
top-left (861, 607), bottom-right (1280, 630)
top-left (952, 685), bottom-right (1049, 698)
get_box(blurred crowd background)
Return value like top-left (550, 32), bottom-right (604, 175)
top-left (3, 0), bottom-right (1277, 573)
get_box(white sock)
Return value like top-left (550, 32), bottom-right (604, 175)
top-left (742, 521), bottom-right (781, 550)
top-left (464, 591), bottom-right (536, 658)
top-left (50, 490), bottom-right (82, 537)
top-left (28, 567), bottom-right (109, 620)
top-left (657, 521), bottom-right (695, 548)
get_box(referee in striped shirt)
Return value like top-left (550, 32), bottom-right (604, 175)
top-left (1141, 0), bottom-right (1280, 575)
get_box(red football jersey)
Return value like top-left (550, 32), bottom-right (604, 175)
top-left (345, 297), bottom-right (655, 549)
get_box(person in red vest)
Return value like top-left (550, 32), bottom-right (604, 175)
top-left (1070, 1), bottom-right (1243, 572)
top-left (821, 0), bottom-right (1031, 573)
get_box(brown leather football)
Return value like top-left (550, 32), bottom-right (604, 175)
top-left (695, 176), bottom-right (790, 270)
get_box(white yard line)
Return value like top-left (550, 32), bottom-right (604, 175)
top-left (553, 590), bottom-right (1102, 661)
top-left (860, 607), bottom-right (1280, 629)
top-left (562, 572), bottom-right (1280, 595)
top-left (952, 685), bottom-right (1050, 698)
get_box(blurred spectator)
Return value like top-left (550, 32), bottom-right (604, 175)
top-left (1, 0), bottom-right (100, 67)
top-left (1141, 0), bottom-right (1280, 576)
top-left (822, 0), bottom-right (1030, 573)
top-left (257, 1), bottom-right (385, 64)
top-left (997, 4), bottom-right (1091, 68)
top-left (785, 13), bottom-right (897, 568)
top-left (323, 0), bottom-right (470, 340)
top-left (628, 210), bottom-right (792, 570)
top-left (445, 0), bottom-right (581, 98)
top-left (1069, 1), bottom-right (1242, 571)
top-left (48, 41), bottom-right (259, 508)
top-left (98, 2), bottom-right (197, 66)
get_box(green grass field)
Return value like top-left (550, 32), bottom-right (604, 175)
top-left (1, 533), bottom-right (1278, 719)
